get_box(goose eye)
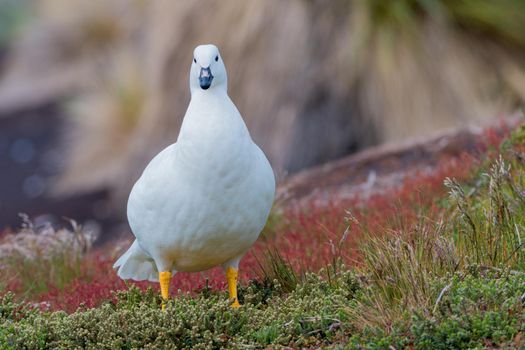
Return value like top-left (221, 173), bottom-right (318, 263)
top-left (215, 55), bottom-right (219, 62)
top-left (193, 58), bottom-right (197, 63)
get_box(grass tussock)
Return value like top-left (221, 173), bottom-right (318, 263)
top-left (354, 221), bottom-right (457, 330)
top-left (255, 248), bottom-right (301, 294)
top-left (349, 126), bottom-right (525, 331)
top-left (0, 217), bottom-right (95, 298)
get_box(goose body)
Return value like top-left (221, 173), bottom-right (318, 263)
top-left (114, 45), bottom-right (275, 306)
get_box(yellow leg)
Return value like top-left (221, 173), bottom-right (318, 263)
top-left (226, 266), bottom-right (241, 308)
top-left (159, 271), bottom-right (172, 311)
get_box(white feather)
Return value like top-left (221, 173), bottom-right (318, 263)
top-left (114, 44), bottom-right (275, 280)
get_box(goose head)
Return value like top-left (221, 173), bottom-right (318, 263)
top-left (190, 44), bottom-right (227, 93)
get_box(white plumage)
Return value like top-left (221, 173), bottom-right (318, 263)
top-left (114, 44), bottom-right (275, 292)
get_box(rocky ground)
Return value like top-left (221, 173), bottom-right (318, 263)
top-left (278, 116), bottom-right (521, 206)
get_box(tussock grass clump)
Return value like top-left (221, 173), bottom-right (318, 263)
top-left (354, 220), bottom-right (458, 329)
top-left (256, 248), bottom-right (301, 293)
top-left (0, 217), bottom-right (95, 297)
top-left (348, 126), bottom-right (525, 333)
top-left (346, 272), bottom-right (525, 349)
top-left (446, 152), bottom-right (525, 272)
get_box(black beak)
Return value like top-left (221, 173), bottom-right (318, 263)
top-left (199, 67), bottom-right (214, 90)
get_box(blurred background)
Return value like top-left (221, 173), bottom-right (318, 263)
top-left (0, 0), bottom-right (524, 241)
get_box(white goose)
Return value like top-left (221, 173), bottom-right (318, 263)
top-left (114, 44), bottom-right (275, 309)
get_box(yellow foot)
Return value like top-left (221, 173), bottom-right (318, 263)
top-left (159, 271), bottom-right (172, 311)
top-left (226, 266), bottom-right (241, 308)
